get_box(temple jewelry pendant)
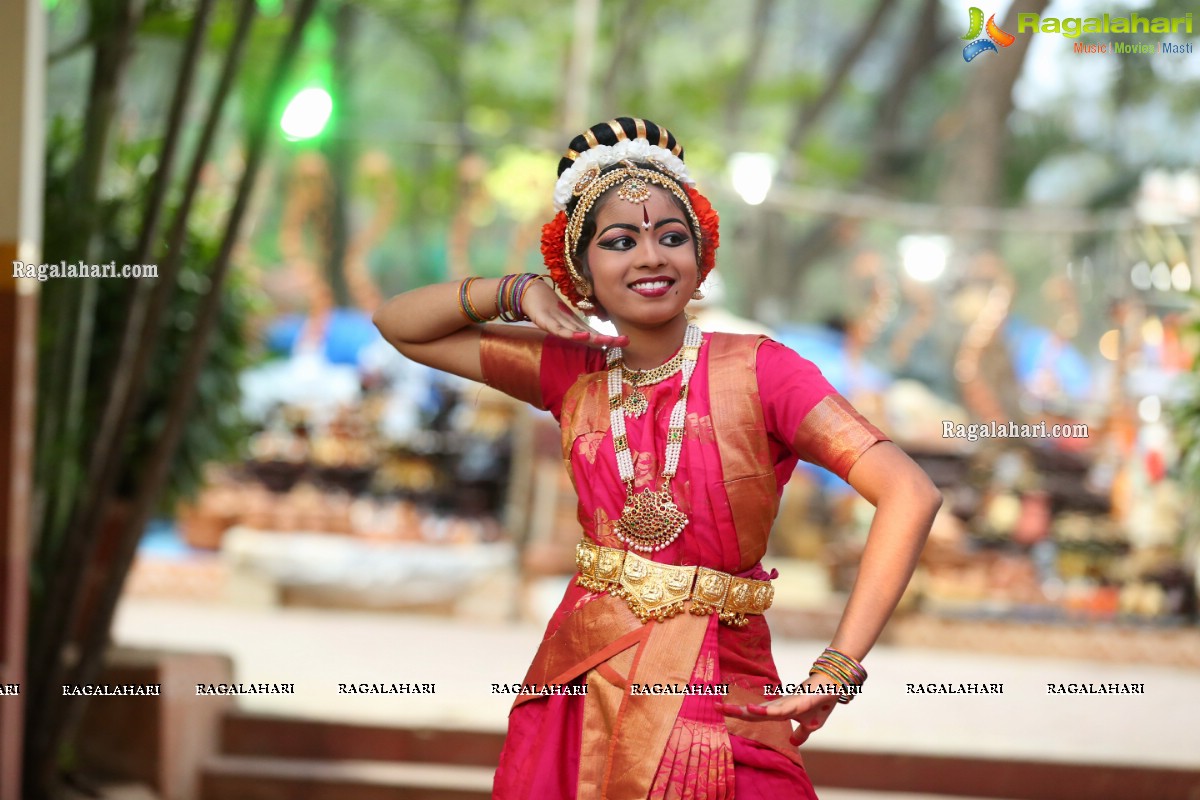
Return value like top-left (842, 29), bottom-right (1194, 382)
top-left (615, 489), bottom-right (688, 552)
top-left (624, 387), bottom-right (648, 418)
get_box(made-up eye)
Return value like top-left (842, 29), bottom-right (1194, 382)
top-left (598, 235), bottom-right (636, 251)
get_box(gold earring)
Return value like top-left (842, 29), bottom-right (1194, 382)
top-left (576, 283), bottom-right (595, 310)
top-left (692, 288), bottom-right (704, 300)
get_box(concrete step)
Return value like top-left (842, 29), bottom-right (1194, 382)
top-left (220, 711), bottom-right (504, 766)
top-left (199, 756), bottom-right (493, 800)
top-left (215, 712), bottom-right (1200, 800)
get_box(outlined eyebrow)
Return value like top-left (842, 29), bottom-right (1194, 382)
top-left (599, 223), bottom-right (641, 236)
top-left (599, 218), bottom-right (688, 237)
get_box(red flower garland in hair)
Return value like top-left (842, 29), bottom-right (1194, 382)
top-left (686, 185), bottom-right (720, 283)
top-left (540, 211), bottom-right (582, 306)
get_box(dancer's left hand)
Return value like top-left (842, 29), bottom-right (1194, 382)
top-left (715, 674), bottom-right (841, 746)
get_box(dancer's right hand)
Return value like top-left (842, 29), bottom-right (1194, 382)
top-left (522, 278), bottom-right (628, 348)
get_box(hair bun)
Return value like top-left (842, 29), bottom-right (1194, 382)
top-left (556, 117), bottom-right (684, 178)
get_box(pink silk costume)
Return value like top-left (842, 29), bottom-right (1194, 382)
top-left (480, 328), bottom-right (889, 800)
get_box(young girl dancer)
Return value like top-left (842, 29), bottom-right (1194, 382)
top-left (374, 117), bottom-right (941, 799)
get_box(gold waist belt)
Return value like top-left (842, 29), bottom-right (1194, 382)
top-left (575, 540), bottom-right (774, 628)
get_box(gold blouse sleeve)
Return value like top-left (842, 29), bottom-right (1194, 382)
top-left (791, 394), bottom-right (889, 482)
top-left (479, 326), bottom-right (546, 409)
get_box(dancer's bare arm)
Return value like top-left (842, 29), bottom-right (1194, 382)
top-left (720, 442), bottom-right (940, 743)
top-left (372, 277), bottom-right (625, 380)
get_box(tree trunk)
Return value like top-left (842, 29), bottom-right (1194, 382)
top-left (445, 0), bottom-right (478, 280)
top-left (767, 1), bottom-right (954, 309)
top-left (780, 0), bottom-right (898, 179)
top-left (598, 0), bottom-right (645, 114)
top-left (323, 1), bottom-right (357, 306)
top-left (936, 0), bottom-right (1050, 220)
top-left (931, 0), bottom-right (1048, 420)
top-left (560, 0), bottom-right (599, 135)
top-left (864, 0), bottom-right (948, 189)
top-left (32, 0), bottom-right (144, 572)
top-left (724, 0), bottom-right (775, 139)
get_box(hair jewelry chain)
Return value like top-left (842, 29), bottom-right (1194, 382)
top-left (607, 323), bottom-right (702, 552)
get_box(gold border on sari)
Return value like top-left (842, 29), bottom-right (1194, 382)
top-left (596, 613), bottom-right (710, 799)
top-left (707, 334), bottom-right (779, 571)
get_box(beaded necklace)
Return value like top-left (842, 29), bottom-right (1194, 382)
top-left (606, 323), bottom-right (702, 552)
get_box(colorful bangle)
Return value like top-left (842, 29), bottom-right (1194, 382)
top-left (822, 648), bottom-right (867, 683)
top-left (495, 275), bottom-right (509, 321)
top-left (511, 273), bottom-right (540, 320)
top-left (496, 273), bottom-right (540, 323)
top-left (458, 277), bottom-right (489, 324)
top-left (808, 664), bottom-right (859, 705)
top-left (809, 646), bottom-right (867, 704)
top-left (496, 275), bottom-right (514, 322)
top-left (810, 661), bottom-right (855, 691)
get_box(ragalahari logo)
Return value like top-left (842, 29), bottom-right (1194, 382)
top-left (962, 7), bottom-right (1016, 62)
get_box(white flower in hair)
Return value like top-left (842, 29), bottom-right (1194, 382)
top-left (554, 139), bottom-right (694, 211)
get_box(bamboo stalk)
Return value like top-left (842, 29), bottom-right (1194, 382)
top-left (49, 0), bottom-right (319, 780)
top-left (23, 3), bottom-right (144, 792)
top-left (28, 0), bottom-right (218, 723)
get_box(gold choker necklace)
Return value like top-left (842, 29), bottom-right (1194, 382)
top-left (617, 347), bottom-right (686, 418)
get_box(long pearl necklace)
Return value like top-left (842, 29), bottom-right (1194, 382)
top-left (606, 323), bottom-right (702, 552)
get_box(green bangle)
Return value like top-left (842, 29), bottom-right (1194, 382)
top-left (458, 277), bottom-right (489, 323)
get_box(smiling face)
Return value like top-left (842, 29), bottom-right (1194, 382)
top-left (581, 185), bottom-right (700, 332)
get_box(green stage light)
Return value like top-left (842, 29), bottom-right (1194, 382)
top-left (280, 87), bottom-right (333, 141)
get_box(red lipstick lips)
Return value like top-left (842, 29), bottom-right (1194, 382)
top-left (628, 277), bottom-right (675, 297)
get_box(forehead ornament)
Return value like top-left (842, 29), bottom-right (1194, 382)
top-left (616, 170), bottom-right (653, 205)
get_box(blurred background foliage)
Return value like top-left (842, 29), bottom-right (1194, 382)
top-left (31, 0), bottom-right (1200, 510)
top-left (32, 0), bottom-right (1200, 529)
top-left (23, 1), bottom-right (1200, 794)
top-left (37, 122), bottom-right (262, 581)
top-left (43, 0), bottom-right (1200, 311)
